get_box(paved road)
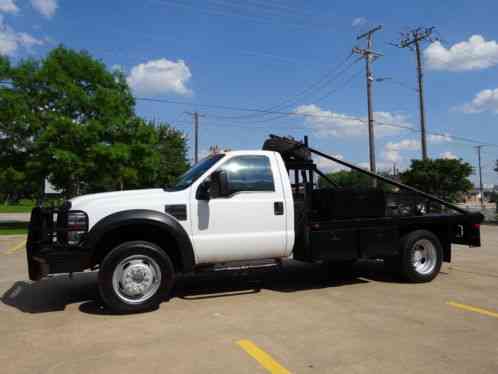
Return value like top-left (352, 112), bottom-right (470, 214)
top-left (0, 227), bottom-right (497, 374)
top-left (0, 213), bottom-right (30, 223)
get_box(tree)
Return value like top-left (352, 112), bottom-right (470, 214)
top-left (1, 46), bottom-right (135, 197)
top-left (154, 122), bottom-right (189, 188)
top-left (318, 169), bottom-right (395, 191)
top-left (0, 46), bottom-right (189, 199)
top-left (400, 158), bottom-right (473, 202)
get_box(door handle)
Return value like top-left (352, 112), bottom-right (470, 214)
top-left (274, 201), bottom-right (284, 215)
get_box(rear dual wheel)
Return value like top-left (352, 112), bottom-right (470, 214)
top-left (386, 230), bottom-right (443, 283)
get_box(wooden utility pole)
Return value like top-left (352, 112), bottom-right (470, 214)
top-left (185, 111), bottom-right (204, 164)
top-left (476, 145), bottom-right (484, 207)
top-left (395, 27), bottom-right (435, 160)
top-left (353, 25), bottom-right (383, 186)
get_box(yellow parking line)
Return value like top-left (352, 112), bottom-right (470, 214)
top-left (447, 301), bottom-right (498, 319)
top-left (5, 239), bottom-right (26, 254)
top-left (237, 339), bottom-right (291, 374)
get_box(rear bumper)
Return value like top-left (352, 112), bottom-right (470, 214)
top-left (26, 207), bottom-right (91, 281)
top-left (451, 212), bottom-right (483, 247)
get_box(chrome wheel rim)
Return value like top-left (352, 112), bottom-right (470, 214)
top-left (411, 239), bottom-right (437, 275)
top-left (112, 255), bottom-right (162, 304)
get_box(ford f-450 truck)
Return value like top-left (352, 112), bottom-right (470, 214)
top-left (26, 135), bottom-right (483, 313)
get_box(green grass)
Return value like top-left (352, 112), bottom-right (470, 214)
top-left (0, 222), bottom-right (29, 236)
top-left (0, 199), bottom-right (35, 213)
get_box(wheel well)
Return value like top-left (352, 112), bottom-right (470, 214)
top-left (399, 225), bottom-right (451, 262)
top-left (90, 224), bottom-right (184, 272)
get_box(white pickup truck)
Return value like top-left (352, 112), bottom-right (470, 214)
top-left (26, 135), bottom-right (483, 313)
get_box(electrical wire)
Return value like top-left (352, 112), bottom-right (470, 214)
top-left (212, 54), bottom-right (360, 121)
top-left (134, 96), bottom-right (498, 148)
top-left (151, 0), bottom-right (332, 31)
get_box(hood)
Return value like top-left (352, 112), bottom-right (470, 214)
top-left (69, 188), bottom-right (189, 228)
top-left (70, 188), bottom-right (164, 207)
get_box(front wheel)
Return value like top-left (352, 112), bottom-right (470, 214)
top-left (400, 230), bottom-right (443, 283)
top-left (98, 241), bottom-right (175, 313)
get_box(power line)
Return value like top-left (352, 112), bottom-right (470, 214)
top-left (152, 0), bottom-right (332, 31)
top-left (376, 77), bottom-right (418, 93)
top-left (211, 52), bottom-right (356, 121)
top-left (204, 0), bottom-right (317, 19)
top-left (134, 96), bottom-right (498, 148)
top-left (225, 67), bottom-right (363, 125)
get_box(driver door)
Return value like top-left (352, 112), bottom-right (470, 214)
top-left (190, 154), bottom-right (288, 264)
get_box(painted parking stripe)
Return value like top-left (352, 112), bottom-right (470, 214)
top-left (237, 339), bottom-right (291, 374)
top-left (447, 301), bottom-right (498, 319)
top-left (5, 240), bottom-right (26, 254)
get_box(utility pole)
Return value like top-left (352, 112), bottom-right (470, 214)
top-left (395, 27), bottom-right (436, 160)
top-left (185, 111), bottom-right (204, 164)
top-left (476, 145), bottom-right (484, 207)
top-left (353, 25), bottom-right (383, 187)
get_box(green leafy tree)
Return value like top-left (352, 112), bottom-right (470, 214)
top-left (0, 56), bottom-right (39, 202)
top-left (0, 46), bottom-right (189, 199)
top-left (1, 46), bottom-right (135, 197)
top-left (154, 122), bottom-right (189, 187)
top-left (400, 158), bottom-right (473, 202)
top-left (318, 169), bottom-right (395, 191)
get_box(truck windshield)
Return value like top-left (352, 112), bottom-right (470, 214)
top-left (168, 154), bottom-right (225, 190)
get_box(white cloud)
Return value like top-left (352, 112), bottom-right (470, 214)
top-left (352, 17), bottom-right (366, 27)
top-left (314, 154), bottom-right (346, 173)
top-left (425, 35), bottom-right (498, 71)
top-left (127, 58), bottom-right (192, 96)
top-left (0, 17), bottom-right (43, 55)
top-left (30, 0), bottom-right (57, 18)
top-left (440, 151), bottom-right (458, 160)
top-left (295, 104), bottom-right (410, 138)
top-left (428, 133), bottom-right (452, 143)
top-left (381, 135), bottom-right (454, 164)
top-left (357, 161), bottom-right (394, 172)
top-left (460, 88), bottom-right (498, 114)
top-left (383, 139), bottom-right (420, 163)
top-left (0, 0), bottom-right (18, 13)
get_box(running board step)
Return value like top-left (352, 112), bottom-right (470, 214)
top-left (196, 259), bottom-right (280, 273)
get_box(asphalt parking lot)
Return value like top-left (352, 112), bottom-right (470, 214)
top-left (0, 227), bottom-right (497, 374)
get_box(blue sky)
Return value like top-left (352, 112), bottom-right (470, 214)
top-left (2, 0), bottom-right (498, 186)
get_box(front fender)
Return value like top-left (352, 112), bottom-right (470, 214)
top-left (84, 209), bottom-right (195, 272)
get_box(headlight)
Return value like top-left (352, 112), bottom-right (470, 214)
top-left (66, 211), bottom-right (88, 245)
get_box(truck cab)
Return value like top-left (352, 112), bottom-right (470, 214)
top-left (26, 135), bottom-right (483, 313)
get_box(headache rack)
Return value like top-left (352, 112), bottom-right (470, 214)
top-left (263, 134), bottom-right (473, 217)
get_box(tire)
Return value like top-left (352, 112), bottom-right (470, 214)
top-left (98, 241), bottom-right (175, 314)
top-left (399, 230), bottom-right (443, 283)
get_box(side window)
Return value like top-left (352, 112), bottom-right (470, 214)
top-left (220, 156), bottom-right (275, 193)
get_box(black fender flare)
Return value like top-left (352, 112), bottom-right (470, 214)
top-left (84, 209), bottom-right (195, 272)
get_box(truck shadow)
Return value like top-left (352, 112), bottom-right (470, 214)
top-left (2, 272), bottom-right (98, 313)
top-left (2, 261), bottom-right (398, 315)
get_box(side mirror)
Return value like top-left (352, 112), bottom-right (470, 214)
top-left (211, 170), bottom-right (231, 198)
top-left (196, 181), bottom-right (210, 201)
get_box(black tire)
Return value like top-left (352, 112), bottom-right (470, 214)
top-left (98, 241), bottom-right (175, 314)
top-left (400, 230), bottom-right (443, 283)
